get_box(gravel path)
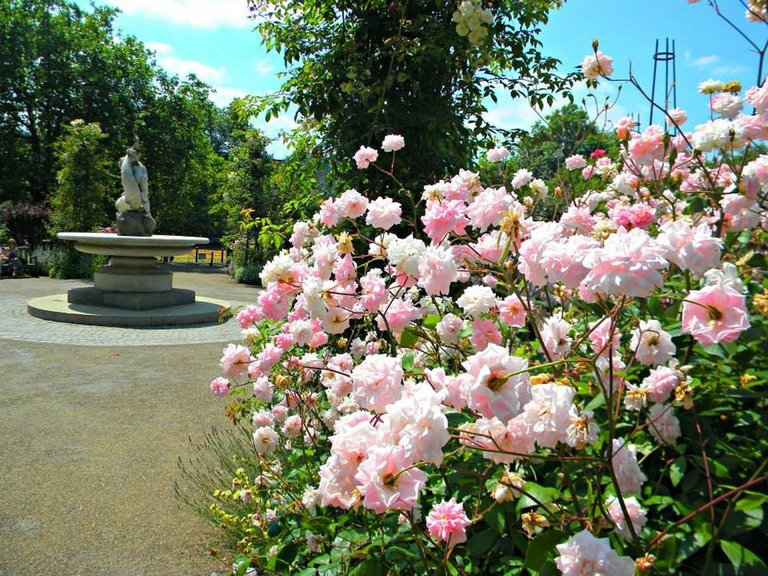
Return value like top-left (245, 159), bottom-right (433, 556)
top-left (0, 268), bottom-right (261, 576)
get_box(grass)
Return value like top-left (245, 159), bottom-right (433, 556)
top-left (171, 248), bottom-right (228, 265)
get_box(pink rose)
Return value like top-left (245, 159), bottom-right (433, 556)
top-left (681, 284), bottom-right (750, 345)
top-left (581, 51), bottom-right (614, 80)
top-left (351, 354), bottom-right (404, 412)
top-left (355, 445), bottom-right (426, 513)
top-left (353, 145), bottom-right (378, 169)
top-left (219, 343), bottom-right (253, 379)
top-left (209, 376), bottom-right (230, 397)
top-left (426, 499), bottom-right (472, 546)
top-left (381, 134), bottom-right (405, 152)
top-left (365, 196), bottom-right (402, 230)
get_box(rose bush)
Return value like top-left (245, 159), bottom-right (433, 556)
top-left (196, 31), bottom-right (768, 576)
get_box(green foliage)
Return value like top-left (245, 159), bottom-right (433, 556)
top-left (247, 0), bottom-right (577, 198)
top-left (234, 264), bottom-right (264, 286)
top-left (47, 245), bottom-right (105, 279)
top-left (140, 75), bottom-right (226, 237)
top-left (0, 0), bottom-right (258, 243)
top-left (0, 0), bottom-right (156, 206)
top-left (222, 126), bottom-right (323, 271)
top-left (48, 120), bottom-right (111, 234)
top-left (509, 103), bottom-right (618, 180)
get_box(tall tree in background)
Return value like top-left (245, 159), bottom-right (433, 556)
top-left (48, 120), bottom-right (111, 235)
top-left (0, 0), bottom-right (155, 204)
top-left (139, 74), bottom-right (225, 237)
top-left (0, 0), bottom-right (254, 243)
top-left (248, 0), bottom-right (577, 201)
top-left (508, 103), bottom-right (618, 180)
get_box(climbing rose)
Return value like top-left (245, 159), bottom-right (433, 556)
top-left (607, 497), bottom-right (647, 541)
top-left (220, 343), bottom-right (253, 379)
top-left (381, 134), bottom-right (405, 152)
top-left (355, 445), bottom-right (426, 513)
top-left (418, 244), bottom-right (458, 295)
top-left (581, 50), bottom-right (614, 79)
top-left (681, 284), bottom-right (750, 345)
top-left (353, 145), bottom-right (378, 169)
top-left (629, 319), bottom-right (676, 366)
top-left (335, 188), bottom-right (369, 219)
top-left (611, 438), bottom-right (647, 494)
top-left (486, 146), bottom-right (510, 162)
top-left (209, 376), bottom-right (229, 397)
top-left (426, 498), bottom-right (472, 546)
top-left (351, 354), bottom-right (404, 412)
top-left (365, 196), bottom-right (402, 230)
top-left (581, 227), bottom-right (668, 298)
top-left (555, 530), bottom-right (635, 576)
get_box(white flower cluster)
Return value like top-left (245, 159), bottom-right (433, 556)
top-left (452, 0), bottom-right (492, 45)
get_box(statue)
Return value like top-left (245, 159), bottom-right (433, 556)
top-left (115, 139), bottom-right (156, 236)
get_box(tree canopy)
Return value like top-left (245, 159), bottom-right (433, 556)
top-left (0, 0), bottom-right (276, 244)
top-left (248, 0), bottom-right (578, 198)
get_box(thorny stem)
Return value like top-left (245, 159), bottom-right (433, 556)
top-left (648, 472), bottom-right (768, 548)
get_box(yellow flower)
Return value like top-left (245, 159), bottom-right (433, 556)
top-left (336, 232), bottom-right (354, 254)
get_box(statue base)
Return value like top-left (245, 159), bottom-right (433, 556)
top-left (116, 210), bottom-right (156, 236)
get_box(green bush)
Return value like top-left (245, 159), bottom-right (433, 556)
top-left (233, 264), bottom-right (262, 286)
top-left (47, 246), bottom-right (105, 279)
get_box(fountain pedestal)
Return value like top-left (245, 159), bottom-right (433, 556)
top-left (28, 233), bottom-right (229, 327)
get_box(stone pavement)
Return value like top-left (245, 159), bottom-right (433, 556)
top-left (0, 268), bottom-right (261, 576)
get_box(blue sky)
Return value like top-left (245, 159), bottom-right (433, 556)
top-left (77, 0), bottom-right (764, 158)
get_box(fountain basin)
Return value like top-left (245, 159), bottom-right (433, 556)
top-left (57, 232), bottom-right (209, 258)
top-left (28, 232), bottom-right (228, 327)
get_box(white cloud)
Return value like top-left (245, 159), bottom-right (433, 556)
top-left (106, 0), bottom-right (251, 29)
top-left (145, 41), bottom-right (225, 84)
top-left (693, 54), bottom-right (720, 67)
top-left (254, 59), bottom-right (275, 76)
top-left (209, 86), bottom-right (248, 107)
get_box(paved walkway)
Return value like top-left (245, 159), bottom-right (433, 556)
top-left (0, 268), bottom-right (261, 576)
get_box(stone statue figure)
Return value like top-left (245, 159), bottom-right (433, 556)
top-left (115, 139), bottom-right (156, 236)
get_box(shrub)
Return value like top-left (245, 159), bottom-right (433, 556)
top-left (234, 264), bottom-right (263, 286)
top-left (47, 245), bottom-right (105, 279)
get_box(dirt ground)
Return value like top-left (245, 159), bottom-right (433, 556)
top-left (0, 268), bottom-right (261, 576)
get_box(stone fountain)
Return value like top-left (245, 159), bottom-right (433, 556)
top-left (28, 141), bottom-right (228, 327)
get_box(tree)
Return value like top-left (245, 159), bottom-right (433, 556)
top-left (139, 74), bottom-right (227, 237)
top-left (48, 120), bottom-right (111, 234)
top-left (47, 119), bottom-right (111, 278)
top-left (506, 103), bottom-right (618, 181)
top-left (0, 0), bottom-right (155, 205)
top-left (248, 0), bottom-right (577, 201)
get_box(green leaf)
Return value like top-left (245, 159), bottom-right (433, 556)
top-left (735, 492), bottom-right (768, 512)
top-left (402, 351), bottom-right (415, 372)
top-left (655, 537), bottom-right (677, 570)
top-left (524, 530), bottom-right (564, 572)
top-left (349, 558), bottom-right (387, 576)
top-left (485, 505), bottom-right (507, 534)
top-left (467, 528), bottom-right (498, 556)
top-left (233, 555), bottom-right (252, 576)
top-left (518, 482), bottom-right (560, 510)
top-left (399, 326), bottom-right (419, 348)
top-left (721, 540), bottom-right (768, 572)
top-left (670, 457), bottom-right (686, 488)
top-left (275, 542), bottom-right (299, 571)
top-left (722, 508), bottom-right (765, 538)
